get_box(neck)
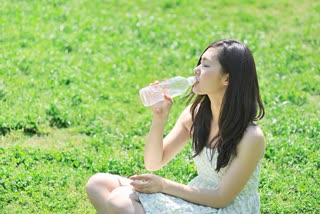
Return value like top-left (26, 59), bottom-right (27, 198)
top-left (208, 93), bottom-right (224, 126)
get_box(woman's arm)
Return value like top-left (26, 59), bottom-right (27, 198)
top-left (144, 101), bottom-right (192, 171)
top-left (132, 125), bottom-right (265, 208)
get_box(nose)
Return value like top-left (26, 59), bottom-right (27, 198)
top-left (194, 65), bottom-right (200, 75)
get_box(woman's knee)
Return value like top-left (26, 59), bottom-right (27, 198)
top-left (106, 186), bottom-right (138, 212)
top-left (86, 173), bottom-right (115, 196)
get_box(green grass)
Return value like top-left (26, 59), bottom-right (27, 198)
top-left (1, 0), bottom-right (319, 213)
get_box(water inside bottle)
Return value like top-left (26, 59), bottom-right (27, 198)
top-left (139, 86), bottom-right (165, 106)
top-left (139, 76), bottom-right (196, 107)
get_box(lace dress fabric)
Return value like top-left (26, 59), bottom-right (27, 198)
top-left (136, 147), bottom-right (262, 214)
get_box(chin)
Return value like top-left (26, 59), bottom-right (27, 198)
top-left (192, 85), bottom-right (200, 94)
top-left (192, 88), bottom-right (202, 95)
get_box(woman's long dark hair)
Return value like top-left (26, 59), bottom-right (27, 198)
top-left (188, 39), bottom-right (265, 172)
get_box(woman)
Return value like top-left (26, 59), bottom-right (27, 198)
top-left (86, 39), bottom-right (265, 213)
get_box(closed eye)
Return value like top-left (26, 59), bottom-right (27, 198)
top-left (201, 58), bottom-right (211, 68)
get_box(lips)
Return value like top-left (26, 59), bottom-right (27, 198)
top-left (195, 76), bottom-right (200, 83)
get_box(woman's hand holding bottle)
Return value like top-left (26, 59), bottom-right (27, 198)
top-left (148, 81), bottom-right (173, 119)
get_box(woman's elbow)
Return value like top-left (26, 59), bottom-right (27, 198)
top-left (209, 199), bottom-right (231, 209)
top-left (211, 190), bottom-right (234, 208)
top-left (144, 161), bottom-right (162, 171)
top-left (213, 200), bottom-right (230, 209)
top-left (145, 164), bottom-right (159, 171)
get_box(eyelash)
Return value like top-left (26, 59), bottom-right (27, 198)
top-left (202, 64), bottom-right (210, 68)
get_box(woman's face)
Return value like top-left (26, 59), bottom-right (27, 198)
top-left (192, 47), bottom-right (228, 96)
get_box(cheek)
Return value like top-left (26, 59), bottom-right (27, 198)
top-left (200, 70), bottom-right (215, 83)
top-left (200, 69), bottom-right (211, 79)
top-left (193, 73), bottom-right (211, 93)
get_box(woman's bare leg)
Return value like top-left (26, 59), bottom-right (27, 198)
top-left (85, 173), bottom-right (145, 214)
top-left (106, 186), bottom-right (145, 214)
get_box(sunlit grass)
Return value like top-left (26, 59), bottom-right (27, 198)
top-left (0, 0), bottom-right (319, 213)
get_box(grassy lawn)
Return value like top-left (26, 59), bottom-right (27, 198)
top-left (0, 0), bottom-right (319, 213)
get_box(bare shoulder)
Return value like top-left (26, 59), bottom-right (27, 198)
top-left (181, 104), bottom-right (192, 115)
top-left (238, 125), bottom-right (265, 158)
top-left (244, 125), bottom-right (264, 142)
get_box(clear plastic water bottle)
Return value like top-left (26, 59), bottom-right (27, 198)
top-left (139, 76), bottom-right (196, 107)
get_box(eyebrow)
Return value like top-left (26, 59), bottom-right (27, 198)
top-left (201, 57), bottom-right (210, 62)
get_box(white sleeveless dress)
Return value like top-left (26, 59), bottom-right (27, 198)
top-left (136, 147), bottom-right (262, 214)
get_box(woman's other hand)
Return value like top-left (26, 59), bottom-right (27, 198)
top-left (130, 174), bottom-right (165, 194)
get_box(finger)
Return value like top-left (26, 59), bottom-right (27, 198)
top-left (129, 174), bottom-right (138, 179)
top-left (131, 183), bottom-right (153, 192)
top-left (132, 186), bottom-right (148, 193)
top-left (149, 81), bottom-right (160, 86)
top-left (130, 174), bottom-right (151, 181)
top-left (117, 176), bottom-right (133, 186)
top-left (163, 94), bottom-right (173, 103)
top-left (130, 180), bottom-right (147, 186)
